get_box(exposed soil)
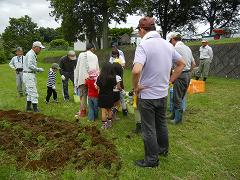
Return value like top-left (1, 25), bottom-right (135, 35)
top-left (0, 110), bottom-right (121, 176)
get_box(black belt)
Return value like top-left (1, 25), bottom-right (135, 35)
top-left (182, 70), bottom-right (190, 73)
top-left (16, 68), bottom-right (23, 72)
top-left (23, 71), bottom-right (35, 73)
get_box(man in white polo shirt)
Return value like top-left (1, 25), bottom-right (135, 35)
top-left (196, 39), bottom-right (213, 81)
top-left (132, 17), bottom-right (185, 167)
top-left (23, 41), bottom-right (45, 112)
top-left (168, 32), bottom-right (196, 124)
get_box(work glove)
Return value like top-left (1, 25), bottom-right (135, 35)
top-left (37, 68), bottom-right (44, 72)
top-left (61, 75), bottom-right (66, 81)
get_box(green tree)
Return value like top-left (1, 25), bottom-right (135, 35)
top-left (142, 0), bottom-right (199, 39)
top-left (1, 15), bottom-right (41, 55)
top-left (39, 27), bottom-right (63, 43)
top-left (195, 0), bottom-right (240, 35)
top-left (48, 0), bottom-right (138, 48)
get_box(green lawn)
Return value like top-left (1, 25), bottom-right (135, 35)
top-left (0, 62), bottom-right (240, 179)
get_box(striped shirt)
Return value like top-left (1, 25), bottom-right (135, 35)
top-left (47, 68), bottom-right (56, 87)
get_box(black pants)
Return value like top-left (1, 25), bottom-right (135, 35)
top-left (173, 72), bottom-right (190, 110)
top-left (138, 97), bottom-right (168, 163)
top-left (46, 86), bottom-right (57, 102)
top-left (62, 73), bottom-right (74, 100)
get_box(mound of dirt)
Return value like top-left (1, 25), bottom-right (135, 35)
top-left (0, 110), bottom-right (121, 176)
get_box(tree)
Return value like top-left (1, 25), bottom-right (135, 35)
top-left (48, 0), bottom-right (138, 48)
top-left (195, 0), bottom-right (240, 35)
top-left (142, 0), bottom-right (199, 39)
top-left (39, 27), bottom-right (63, 43)
top-left (2, 15), bottom-right (41, 55)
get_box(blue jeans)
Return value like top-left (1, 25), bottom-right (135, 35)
top-left (88, 97), bottom-right (98, 120)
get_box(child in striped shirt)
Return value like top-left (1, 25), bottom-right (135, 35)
top-left (46, 63), bottom-right (61, 104)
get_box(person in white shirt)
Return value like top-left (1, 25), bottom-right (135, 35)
top-left (9, 47), bottom-right (25, 97)
top-left (167, 32), bottom-right (196, 124)
top-left (23, 41), bottom-right (45, 112)
top-left (196, 39), bottom-right (213, 81)
top-left (74, 43), bottom-right (100, 118)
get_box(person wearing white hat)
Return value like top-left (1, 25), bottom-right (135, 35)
top-left (196, 39), bottom-right (213, 81)
top-left (23, 41), bottom-right (45, 112)
top-left (167, 32), bottom-right (196, 124)
top-left (9, 47), bottom-right (26, 97)
top-left (59, 50), bottom-right (77, 101)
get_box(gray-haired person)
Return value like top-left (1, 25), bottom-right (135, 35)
top-left (9, 47), bottom-right (25, 97)
top-left (23, 41), bottom-right (45, 112)
top-left (167, 32), bottom-right (196, 124)
top-left (59, 50), bottom-right (77, 100)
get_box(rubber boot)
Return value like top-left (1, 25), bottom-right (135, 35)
top-left (170, 109), bottom-right (182, 124)
top-left (26, 101), bottom-right (32, 111)
top-left (203, 77), bottom-right (207, 81)
top-left (133, 123), bottom-right (141, 134)
top-left (169, 110), bottom-right (175, 120)
top-left (32, 103), bottom-right (39, 112)
top-left (174, 109), bottom-right (183, 124)
top-left (195, 76), bottom-right (200, 80)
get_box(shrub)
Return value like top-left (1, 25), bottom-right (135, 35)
top-left (0, 51), bottom-right (7, 64)
top-left (49, 39), bottom-right (69, 50)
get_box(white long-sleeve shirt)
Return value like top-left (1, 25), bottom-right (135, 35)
top-left (199, 45), bottom-right (213, 61)
top-left (74, 50), bottom-right (99, 87)
top-left (23, 49), bottom-right (38, 72)
top-left (9, 56), bottom-right (25, 69)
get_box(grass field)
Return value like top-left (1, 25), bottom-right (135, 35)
top-left (185, 37), bottom-right (240, 46)
top-left (0, 62), bottom-right (240, 179)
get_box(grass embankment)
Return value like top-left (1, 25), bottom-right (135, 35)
top-left (186, 37), bottom-right (240, 46)
top-left (0, 62), bottom-right (239, 179)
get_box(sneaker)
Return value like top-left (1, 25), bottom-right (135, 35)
top-left (122, 109), bottom-right (128, 116)
top-left (107, 119), bottom-right (112, 128)
top-left (53, 99), bottom-right (59, 103)
top-left (79, 109), bottom-right (87, 117)
top-left (101, 122), bottom-right (108, 129)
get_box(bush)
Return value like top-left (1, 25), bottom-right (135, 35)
top-left (0, 51), bottom-right (7, 64)
top-left (49, 39), bottom-right (69, 50)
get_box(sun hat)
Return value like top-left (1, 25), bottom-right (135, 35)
top-left (32, 41), bottom-right (45, 48)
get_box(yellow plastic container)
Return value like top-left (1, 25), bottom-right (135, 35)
top-left (187, 79), bottom-right (205, 94)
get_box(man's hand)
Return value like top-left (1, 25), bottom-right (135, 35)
top-left (37, 68), bottom-right (44, 72)
top-left (134, 84), bottom-right (145, 96)
top-left (52, 85), bottom-right (56, 90)
top-left (61, 75), bottom-right (66, 81)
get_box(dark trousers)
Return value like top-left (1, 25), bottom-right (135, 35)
top-left (62, 73), bottom-right (74, 100)
top-left (138, 97), bottom-right (168, 163)
top-left (46, 86), bottom-right (57, 102)
top-left (173, 72), bottom-right (190, 111)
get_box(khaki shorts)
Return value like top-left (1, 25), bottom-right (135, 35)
top-left (79, 84), bottom-right (87, 98)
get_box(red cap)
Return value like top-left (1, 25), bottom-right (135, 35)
top-left (137, 17), bottom-right (155, 29)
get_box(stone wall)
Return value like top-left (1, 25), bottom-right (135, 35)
top-left (43, 43), bottom-right (240, 79)
top-left (190, 43), bottom-right (240, 79)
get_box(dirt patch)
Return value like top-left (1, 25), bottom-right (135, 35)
top-left (0, 110), bottom-right (121, 176)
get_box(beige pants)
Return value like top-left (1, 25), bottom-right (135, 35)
top-left (196, 58), bottom-right (211, 78)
